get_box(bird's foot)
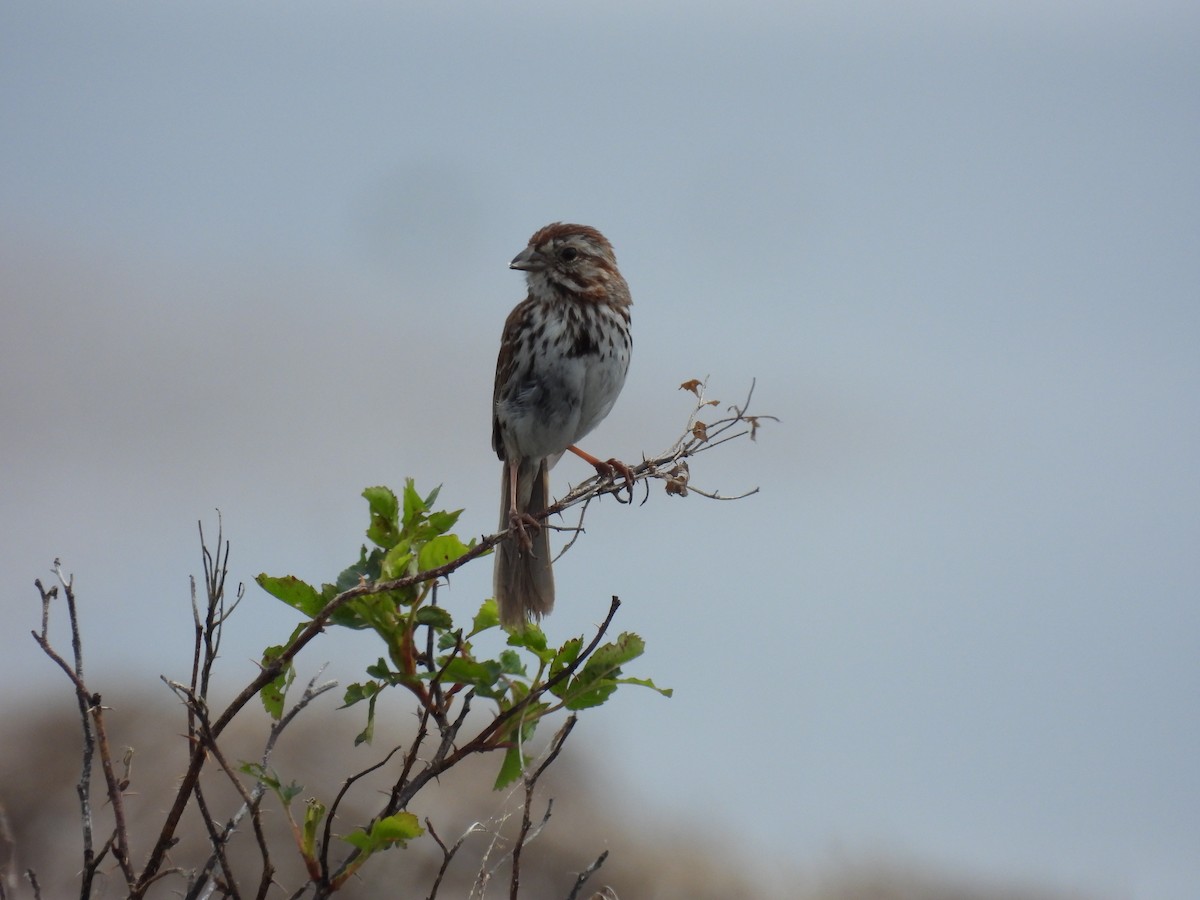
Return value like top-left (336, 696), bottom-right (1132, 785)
top-left (508, 509), bottom-right (542, 553)
top-left (567, 444), bottom-right (635, 502)
top-left (592, 457), bottom-right (635, 503)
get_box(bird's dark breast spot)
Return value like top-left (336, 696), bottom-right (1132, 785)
top-left (567, 326), bottom-right (599, 358)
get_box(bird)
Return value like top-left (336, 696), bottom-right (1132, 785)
top-left (492, 223), bottom-right (633, 628)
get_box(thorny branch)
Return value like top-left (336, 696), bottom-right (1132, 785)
top-left (510, 716), bottom-right (577, 899)
top-left (31, 379), bottom-right (768, 897)
top-left (320, 598), bottom-right (623, 895)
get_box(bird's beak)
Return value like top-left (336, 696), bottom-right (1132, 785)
top-left (509, 246), bottom-right (540, 271)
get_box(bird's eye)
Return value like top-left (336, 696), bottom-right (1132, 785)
top-left (557, 246), bottom-right (579, 263)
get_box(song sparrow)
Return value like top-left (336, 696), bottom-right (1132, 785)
top-left (492, 223), bottom-right (633, 628)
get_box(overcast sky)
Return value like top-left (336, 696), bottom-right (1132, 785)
top-left (2, 2), bottom-right (1198, 897)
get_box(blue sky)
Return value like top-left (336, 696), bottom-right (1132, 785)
top-left (2, 2), bottom-right (1198, 897)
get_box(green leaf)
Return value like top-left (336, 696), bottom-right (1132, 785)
top-left (414, 605), bottom-right (454, 629)
top-left (380, 541), bottom-right (413, 580)
top-left (471, 600), bottom-right (500, 635)
top-left (417, 533), bottom-right (471, 572)
top-left (498, 649), bottom-right (526, 676)
top-left (564, 680), bottom-right (619, 710)
top-left (365, 657), bottom-right (392, 680)
top-left (441, 657), bottom-right (502, 693)
top-left (341, 681), bottom-right (379, 708)
top-left (581, 632), bottom-right (646, 676)
top-left (241, 764), bottom-right (303, 804)
top-left (342, 812), bottom-right (424, 852)
top-left (259, 643), bottom-right (295, 720)
top-left (559, 634), bottom-right (665, 710)
top-left (333, 545), bottom-right (384, 593)
top-left (491, 693), bottom-right (550, 789)
top-left (354, 692), bottom-right (379, 746)
top-left (256, 574), bottom-right (323, 617)
top-left (363, 486), bottom-right (401, 549)
top-left (302, 798), bottom-right (326, 858)
top-left (240, 762), bottom-right (276, 789)
top-left (438, 630), bottom-right (468, 651)
top-left (494, 742), bottom-right (525, 790)
top-left (507, 624), bottom-right (554, 662)
top-left (616, 676), bottom-right (673, 698)
top-left (401, 479), bottom-right (425, 529)
top-left (426, 509), bottom-right (463, 536)
top-left (549, 637), bottom-right (584, 691)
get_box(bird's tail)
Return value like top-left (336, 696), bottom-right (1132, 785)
top-left (494, 460), bottom-right (555, 629)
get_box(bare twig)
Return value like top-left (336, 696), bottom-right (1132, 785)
top-left (187, 671), bottom-right (337, 900)
top-left (510, 716), bottom-right (577, 899)
top-left (565, 851), bottom-right (611, 900)
top-left (164, 679), bottom-right (275, 900)
top-left (31, 564), bottom-right (136, 890)
top-left (426, 818), bottom-right (485, 900)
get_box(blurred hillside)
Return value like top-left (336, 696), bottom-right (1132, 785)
top-left (2, 692), bottom-right (1094, 900)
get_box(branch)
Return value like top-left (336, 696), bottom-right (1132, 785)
top-left (186, 671), bottom-right (337, 900)
top-left (565, 851), bottom-right (610, 900)
top-left (324, 599), bottom-right (621, 891)
top-left (30, 564), bottom-right (136, 891)
top-left (510, 716), bottom-right (577, 899)
top-left (135, 380), bottom-right (770, 892)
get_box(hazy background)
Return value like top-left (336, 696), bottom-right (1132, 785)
top-left (2, 2), bottom-right (1197, 897)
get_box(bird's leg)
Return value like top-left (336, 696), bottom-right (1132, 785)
top-left (567, 444), bottom-right (635, 501)
top-left (507, 460), bottom-right (540, 552)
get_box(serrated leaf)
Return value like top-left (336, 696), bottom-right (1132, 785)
top-left (365, 657), bottom-right (392, 679)
top-left (256, 574), bottom-right (324, 617)
top-left (559, 634), bottom-right (665, 709)
top-left (498, 649), bottom-right (526, 676)
top-left (558, 633), bottom-right (645, 711)
top-left (380, 541), bottom-right (413, 580)
top-left (426, 508), bottom-right (463, 534)
top-left (342, 812), bottom-right (424, 852)
top-left (616, 676), bottom-right (673, 698)
top-left (441, 657), bottom-right (502, 693)
top-left (240, 762), bottom-right (276, 789)
top-left (363, 486), bottom-right (400, 549)
top-left (259, 643), bottom-right (295, 720)
top-left (333, 545), bottom-right (384, 593)
top-left (564, 680), bottom-right (619, 710)
top-left (341, 681), bottom-right (379, 708)
top-left (341, 831), bottom-right (371, 852)
top-left (438, 630), bottom-right (467, 651)
top-left (417, 533), bottom-right (471, 572)
top-left (471, 600), bottom-right (500, 635)
top-left (548, 637), bottom-right (584, 699)
top-left (581, 632), bottom-right (645, 677)
top-left (241, 764), bottom-right (303, 804)
top-left (506, 623), bottom-right (549, 657)
top-left (375, 811), bottom-right (424, 845)
top-left (550, 637), bottom-right (583, 677)
top-left (414, 605), bottom-right (453, 629)
top-left (401, 479), bottom-right (425, 529)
